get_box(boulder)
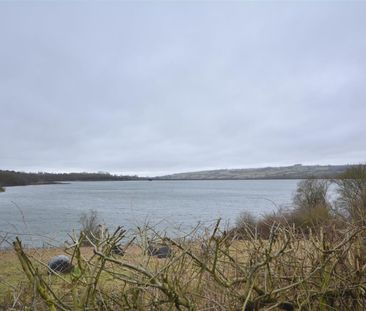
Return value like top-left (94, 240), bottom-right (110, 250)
top-left (111, 244), bottom-right (125, 256)
top-left (147, 243), bottom-right (171, 258)
top-left (48, 255), bottom-right (73, 273)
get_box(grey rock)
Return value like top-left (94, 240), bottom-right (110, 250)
top-left (147, 243), bottom-right (171, 258)
top-left (48, 255), bottom-right (73, 273)
top-left (111, 244), bottom-right (125, 256)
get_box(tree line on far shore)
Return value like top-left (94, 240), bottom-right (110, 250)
top-left (0, 170), bottom-right (141, 187)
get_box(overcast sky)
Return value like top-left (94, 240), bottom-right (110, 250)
top-left (0, 2), bottom-right (365, 176)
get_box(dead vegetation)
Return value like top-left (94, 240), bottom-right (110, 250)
top-left (0, 220), bottom-right (364, 311)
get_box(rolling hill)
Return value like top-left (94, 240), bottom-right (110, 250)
top-left (157, 164), bottom-right (352, 180)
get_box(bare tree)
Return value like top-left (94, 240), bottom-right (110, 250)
top-left (293, 178), bottom-right (330, 211)
top-left (335, 164), bottom-right (366, 225)
top-left (79, 209), bottom-right (103, 245)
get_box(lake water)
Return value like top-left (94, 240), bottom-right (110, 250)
top-left (0, 180), bottom-right (300, 248)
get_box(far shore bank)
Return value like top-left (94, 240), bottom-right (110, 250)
top-left (1, 164), bottom-right (357, 188)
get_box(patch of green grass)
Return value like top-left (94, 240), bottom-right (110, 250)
top-left (0, 249), bottom-right (28, 306)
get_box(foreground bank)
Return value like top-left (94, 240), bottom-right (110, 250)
top-left (1, 220), bottom-right (366, 311)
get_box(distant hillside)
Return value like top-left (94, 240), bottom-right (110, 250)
top-left (157, 164), bottom-right (352, 180)
top-left (0, 170), bottom-right (141, 187)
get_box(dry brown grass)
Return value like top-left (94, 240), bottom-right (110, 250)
top-left (1, 221), bottom-right (366, 310)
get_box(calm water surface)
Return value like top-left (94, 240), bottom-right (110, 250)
top-left (0, 180), bottom-right (300, 247)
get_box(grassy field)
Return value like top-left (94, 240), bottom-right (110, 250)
top-left (0, 246), bottom-right (92, 302)
top-left (0, 244), bottom-right (149, 306)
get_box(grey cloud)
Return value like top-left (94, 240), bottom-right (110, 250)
top-left (0, 2), bottom-right (365, 175)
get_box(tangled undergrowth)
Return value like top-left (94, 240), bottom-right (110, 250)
top-left (3, 219), bottom-right (366, 311)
